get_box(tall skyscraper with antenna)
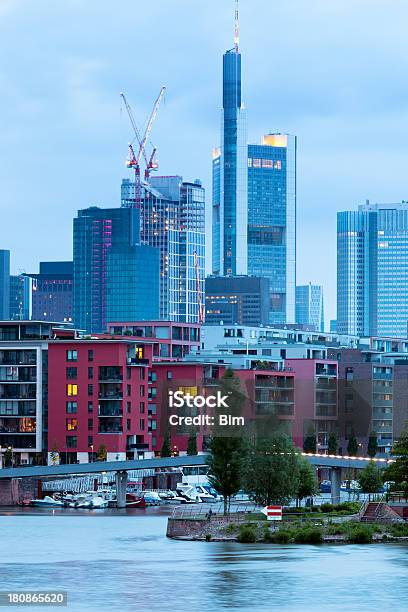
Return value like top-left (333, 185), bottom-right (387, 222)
top-left (212, 0), bottom-right (248, 276)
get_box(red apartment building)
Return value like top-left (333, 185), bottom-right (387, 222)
top-left (47, 339), bottom-right (155, 463)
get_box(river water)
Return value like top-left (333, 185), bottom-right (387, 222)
top-left (1, 507), bottom-right (408, 612)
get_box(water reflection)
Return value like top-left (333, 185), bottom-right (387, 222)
top-left (0, 510), bottom-right (407, 611)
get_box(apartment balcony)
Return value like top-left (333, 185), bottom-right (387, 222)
top-left (98, 376), bottom-right (123, 383)
top-left (127, 357), bottom-right (150, 366)
top-left (255, 380), bottom-right (294, 390)
top-left (98, 406), bottom-right (123, 417)
top-left (98, 417), bottom-right (123, 434)
top-left (373, 372), bottom-right (393, 380)
top-left (316, 379), bottom-right (337, 390)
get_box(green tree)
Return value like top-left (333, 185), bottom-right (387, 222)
top-left (186, 429), bottom-right (198, 455)
top-left (207, 369), bottom-right (247, 514)
top-left (97, 444), bottom-right (107, 461)
top-left (50, 441), bottom-right (59, 466)
top-left (161, 431), bottom-right (172, 457)
top-left (367, 432), bottom-right (378, 458)
top-left (347, 435), bottom-right (359, 456)
top-left (387, 425), bottom-right (408, 498)
top-left (303, 434), bottom-right (316, 454)
top-left (3, 446), bottom-right (12, 468)
top-left (296, 456), bottom-right (319, 506)
top-left (328, 433), bottom-right (338, 455)
top-left (357, 461), bottom-right (383, 500)
top-left (243, 434), bottom-right (300, 506)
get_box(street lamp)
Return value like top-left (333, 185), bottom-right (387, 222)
top-left (89, 444), bottom-right (94, 463)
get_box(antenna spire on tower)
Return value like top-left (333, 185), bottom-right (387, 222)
top-left (234, 0), bottom-right (239, 53)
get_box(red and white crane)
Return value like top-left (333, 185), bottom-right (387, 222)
top-left (120, 87), bottom-right (166, 208)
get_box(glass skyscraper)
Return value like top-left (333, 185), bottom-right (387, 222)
top-left (121, 176), bottom-right (205, 323)
top-left (212, 28), bottom-right (296, 325)
top-left (0, 250), bottom-right (10, 320)
top-left (296, 283), bottom-right (324, 331)
top-left (247, 134), bottom-right (297, 324)
top-left (27, 261), bottom-right (73, 323)
top-left (73, 206), bottom-right (159, 333)
top-left (9, 275), bottom-right (32, 320)
top-left (212, 42), bottom-right (247, 276)
top-left (337, 201), bottom-right (408, 337)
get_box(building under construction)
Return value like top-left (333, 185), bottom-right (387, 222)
top-left (121, 176), bottom-right (205, 323)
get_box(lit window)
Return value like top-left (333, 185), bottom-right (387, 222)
top-left (136, 346), bottom-right (144, 359)
top-left (262, 159), bottom-right (273, 168)
top-left (247, 158), bottom-right (252, 167)
top-left (253, 158), bottom-right (261, 168)
top-left (273, 160), bottom-right (282, 170)
top-left (67, 384), bottom-right (78, 396)
top-left (66, 418), bottom-right (78, 431)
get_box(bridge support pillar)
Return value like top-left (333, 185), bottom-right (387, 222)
top-left (330, 467), bottom-right (341, 505)
top-left (115, 470), bottom-right (127, 509)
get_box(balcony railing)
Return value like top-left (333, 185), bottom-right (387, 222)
top-left (98, 392), bottom-right (123, 400)
top-left (98, 408), bottom-right (123, 417)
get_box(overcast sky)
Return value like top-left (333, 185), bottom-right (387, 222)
top-left (2, 0), bottom-right (408, 325)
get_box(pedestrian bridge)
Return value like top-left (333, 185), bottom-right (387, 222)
top-left (0, 452), bottom-right (392, 480)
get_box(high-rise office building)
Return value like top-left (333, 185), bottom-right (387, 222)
top-left (338, 201), bottom-right (408, 337)
top-left (121, 176), bottom-right (205, 323)
top-left (205, 275), bottom-right (269, 326)
top-left (212, 10), bottom-right (247, 276)
top-left (27, 262), bottom-right (73, 323)
top-left (211, 13), bottom-right (296, 324)
top-left (296, 283), bottom-right (324, 332)
top-left (73, 206), bottom-right (159, 333)
top-left (247, 134), bottom-right (297, 324)
top-left (9, 275), bottom-right (32, 320)
top-left (0, 250), bottom-right (10, 320)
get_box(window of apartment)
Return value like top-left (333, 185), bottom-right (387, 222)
top-left (148, 404), bottom-right (157, 415)
top-left (148, 371), bottom-right (157, 383)
top-left (139, 368), bottom-right (145, 380)
top-left (66, 402), bottom-right (77, 414)
top-left (88, 436), bottom-right (93, 447)
top-left (140, 385), bottom-right (145, 397)
top-left (126, 367), bottom-right (131, 380)
top-left (127, 384), bottom-right (131, 397)
top-left (167, 371), bottom-right (172, 380)
top-left (88, 367), bottom-right (93, 380)
top-left (66, 418), bottom-right (77, 431)
top-left (88, 384), bottom-right (93, 395)
top-left (127, 419), bottom-right (131, 431)
top-left (148, 387), bottom-right (157, 400)
top-left (136, 346), bottom-right (144, 359)
top-left (88, 350), bottom-right (94, 362)
top-left (66, 367), bottom-right (77, 379)
top-left (88, 402), bottom-right (93, 414)
top-left (139, 419), bottom-right (145, 430)
top-left (140, 402), bottom-right (145, 414)
top-left (67, 384), bottom-right (77, 396)
top-left (127, 401), bottom-right (131, 414)
top-left (66, 436), bottom-right (77, 448)
top-left (88, 418), bottom-right (93, 431)
top-left (66, 350), bottom-right (77, 362)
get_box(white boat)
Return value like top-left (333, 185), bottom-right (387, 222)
top-left (175, 483), bottom-right (201, 503)
top-left (30, 495), bottom-right (64, 508)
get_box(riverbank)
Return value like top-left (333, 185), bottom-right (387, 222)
top-left (167, 516), bottom-right (408, 544)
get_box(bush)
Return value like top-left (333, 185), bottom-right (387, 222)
top-left (205, 533), bottom-right (212, 542)
top-left (293, 526), bottom-right (323, 544)
top-left (334, 502), bottom-right (360, 514)
top-left (327, 523), bottom-right (349, 536)
top-left (237, 524), bottom-right (257, 543)
top-left (320, 503), bottom-right (334, 513)
top-left (263, 527), bottom-right (274, 542)
top-left (389, 523), bottom-right (408, 537)
top-left (272, 529), bottom-right (293, 543)
top-left (348, 524), bottom-right (374, 544)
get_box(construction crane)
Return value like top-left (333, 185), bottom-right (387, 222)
top-left (194, 250), bottom-right (204, 324)
top-left (120, 87), bottom-right (166, 208)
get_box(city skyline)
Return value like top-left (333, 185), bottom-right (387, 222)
top-left (3, 1), bottom-right (408, 326)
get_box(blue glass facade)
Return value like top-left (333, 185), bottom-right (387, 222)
top-left (296, 284), bottom-right (324, 331)
top-left (247, 135), bottom-right (297, 324)
top-left (106, 245), bottom-right (159, 322)
top-left (212, 47), bottom-right (247, 276)
top-left (73, 206), bottom-right (158, 333)
top-left (27, 262), bottom-right (73, 323)
top-left (0, 250), bottom-right (10, 320)
top-left (9, 275), bottom-right (32, 320)
top-left (121, 176), bottom-right (205, 323)
top-left (337, 202), bottom-right (408, 337)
